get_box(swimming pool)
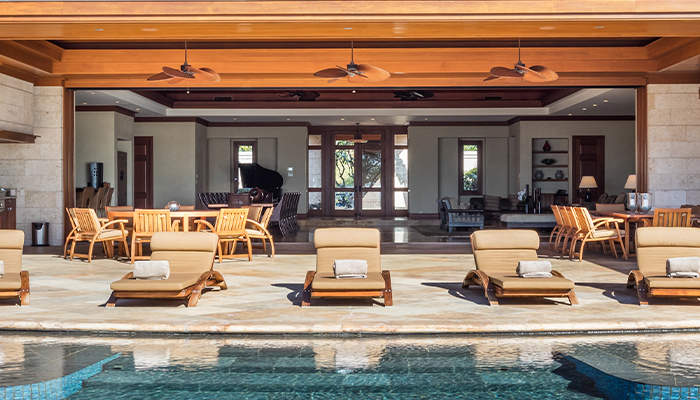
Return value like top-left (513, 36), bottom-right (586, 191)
top-left (1, 332), bottom-right (699, 399)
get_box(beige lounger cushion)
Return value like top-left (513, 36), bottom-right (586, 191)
top-left (471, 229), bottom-right (540, 251)
top-left (644, 276), bottom-right (700, 289)
top-left (0, 230), bottom-right (24, 276)
top-left (591, 229), bottom-right (624, 239)
top-left (636, 228), bottom-right (700, 278)
top-left (110, 273), bottom-right (203, 291)
top-left (488, 274), bottom-right (575, 290)
top-left (0, 274), bottom-right (22, 290)
top-left (311, 271), bottom-right (386, 291)
top-left (81, 229), bottom-right (125, 240)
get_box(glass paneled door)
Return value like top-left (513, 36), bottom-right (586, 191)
top-left (333, 132), bottom-right (384, 217)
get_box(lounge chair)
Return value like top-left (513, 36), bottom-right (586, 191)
top-left (463, 230), bottom-right (578, 306)
top-left (107, 231), bottom-right (226, 307)
top-left (0, 230), bottom-right (29, 306)
top-left (627, 227), bottom-right (700, 306)
top-left (302, 228), bottom-right (392, 307)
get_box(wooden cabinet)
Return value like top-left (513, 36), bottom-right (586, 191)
top-left (0, 199), bottom-right (17, 230)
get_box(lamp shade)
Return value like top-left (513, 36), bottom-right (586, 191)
top-left (579, 176), bottom-right (598, 189)
top-left (624, 174), bottom-right (637, 190)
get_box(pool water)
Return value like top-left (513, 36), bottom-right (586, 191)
top-left (2, 333), bottom-right (700, 399)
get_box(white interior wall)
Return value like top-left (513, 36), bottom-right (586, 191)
top-left (207, 126), bottom-right (308, 213)
top-left (516, 120), bottom-right (636, 202)
top-left (75, 112), bottom-right (116, 190)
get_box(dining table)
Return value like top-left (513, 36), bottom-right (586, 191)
top-left (107, 210), bottom-right (221, 232)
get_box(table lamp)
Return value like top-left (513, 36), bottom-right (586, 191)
top-left (579, 176), bottom-right (598, 202)
top-left (624, 174), bottom-right (637, 211)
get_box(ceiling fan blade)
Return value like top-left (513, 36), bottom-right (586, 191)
top-left (514, 64), bottom-right (547, 82)
top-left (489, 66), bottom-right (522, 78)
top-left (336, 65), bottom-right (366, 78)
top-left (528, 65), bottom-right (559, 82)
top-left (147, 72), bottom-right (172, 82)
top-left (184, 66), bottom-right (220, 83)
top-left (414, 90), bottom-right (434, 99)
top-left (278, 91), bottom-right (297, 98)
top-left (301, 90), bottom-right (320, 100)
top-left (314, 68), bottom-right (347, 78)
top-left (483, 75), bottom-right (502, 82)
top-left (327, 78), bottom-right (341, 83)
top-left (163, 66), bottom-right (194, 79)
top-left (166, 78), bottom-right (185, 85)
top-left (199, 67), bottom-right (221, 82)
top-left (352, 64), bottom-right (391, 83)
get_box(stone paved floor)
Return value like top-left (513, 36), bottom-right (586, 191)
top-left (3, 246), bottom-right (700, 334)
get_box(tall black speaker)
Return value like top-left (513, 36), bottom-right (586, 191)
top-left (88, 162), bottom-right (103, 188)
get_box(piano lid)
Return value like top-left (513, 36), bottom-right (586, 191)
top-left (239, 163), bottom-right (284, 190)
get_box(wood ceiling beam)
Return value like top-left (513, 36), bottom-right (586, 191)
top-left (0, 41), bottom-right (53, 73)
top-left (652, 38), bottom-right (700, 71)
top-left (13, 40), bottom-right (64, 61)
top-left (169, 100), bottom-right (545, 109)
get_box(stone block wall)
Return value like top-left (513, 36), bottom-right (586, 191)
top-left (647, 84), bottom-right (700, 208)
top-left (0, 73), bottom-right (64, 245)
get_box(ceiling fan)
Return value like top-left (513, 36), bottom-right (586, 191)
top-left (147, 41), bottom-right (221, 84)
top-left (394, 90), bottom-right (434, 101)
top-left (278, 90), bottom-right (320, 101)
top-left (485, 39), bottom-right (558, 83)
top-left (347, 123), bottom-right (369, 143)
top-left (313, 40), bottom-right (391, 83)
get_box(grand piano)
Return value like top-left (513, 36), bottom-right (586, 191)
top-left (239, 163), bottom-right (284, 202)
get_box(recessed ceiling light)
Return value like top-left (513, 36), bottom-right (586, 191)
top-left (539, 26), bottom-right (557, 30)
top-left (82, 102), bottom-right (87, 105)
top-left (344, 27), bottom-right (352, 30)
top-left (371, 118), bottom-right (375, 120)
top-left (234, 118), bottom-right (237, 120)
top-left (341, 118), bottom-right (345, 121)
top-left (142, 28), bottom-right (158, 32)
top-left (582, 107), bottom-right (586, 111)
top-left (393, 72), bottom-right (405, 75)
top-left (352, 90), bottom-right (356, 93)
top-left (136, 108), bottom-right (140, 111)
top-left (568, 113), bottom-right (572, 116)
top-left (115, 101), bottom-right (120, 103)
top-left (603, 99), bottom-right (609, 102)
top-left (90, 92), bottom-right (95, 95)
top-left (595, 26), bottom-right (605, 29)
top-left (424, 118), bottom-right (428, 120)
top-left (94, 28), bottom-right (104, 31)
top-left (286, 118), bottom-right (290, 121)
top-left (593, 104), bottom-right (597, 106)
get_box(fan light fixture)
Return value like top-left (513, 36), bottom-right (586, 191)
top-left (484, 39), bottom-right (558, 83)
top-left (313, 40), bottom-right (390, 83)
top-left (347, 123), bottom-right (368, 144)
top-left (147, 41), bottom-right (221, 84)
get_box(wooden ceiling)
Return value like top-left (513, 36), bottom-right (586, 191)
top-left (0, 1), bottom-right (699, 88)
top-left (132, 88), bottom-right (579, 109)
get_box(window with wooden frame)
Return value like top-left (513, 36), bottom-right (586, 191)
top-left (308, 133), bottom-right (323, 214)
top-left (459, 140), bottom-right (483, 195)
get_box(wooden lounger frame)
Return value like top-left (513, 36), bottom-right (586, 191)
top-left (302, 270), bottom-right (393, 308)
top-left (0, 271), bottom-right (30, 306)
top-left (626, 270), bottom-right (700, 306)
top-left (106, 270), bottom-right (227, 308)
top-left (462, 269), bottom-right (578, 306)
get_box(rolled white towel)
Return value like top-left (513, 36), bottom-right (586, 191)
top-left (520, 272), bottom-right (553, 278)
top-left (133, 261), bottom-right (170, 280)
top-left (516, 260), bottom-right (552, 277)
top-left (669, 272), bottom-right (700, 279)
top-left (334, 260), bottom-right (368, 279)
top-left (0, 260), bottom-right (4, 278)
top-left (666, 257), bottom-right (700, 275)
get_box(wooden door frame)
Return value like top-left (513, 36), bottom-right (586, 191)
top-left (572, 135), bottom-right (605, 203)
top-left (134, 136), bottom-right (154, 209)
top-left (231, 140), bottom-right (258, 192)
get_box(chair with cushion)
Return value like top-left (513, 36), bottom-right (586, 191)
top-left (0, 230), bottom-right (29, 306)
top-left (195, 208), bottom-right (252, 262)
top-left (245, 207), bottom-right (275, 257)
top-left (570, 206), bottom-right (626, 262)
top-left (548, 205), bottom-right (564, 251)
top-left (627, 227), bottom-right (700, 306)
top-left (70, 208), bottom-right (130, 263)
top-left (198, 192), bottom-right (230, 210)
top-left (107, 231), bottom-right (226, 307)
top-left (131, 209), bottom-right (180, 263)
top-left (303, 228), bottom-right (392, 307)
top-left (442, 199), bottom-right (484, 232)
top-left (463, 230), bottom-right (577, 306)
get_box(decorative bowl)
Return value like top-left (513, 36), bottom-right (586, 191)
top-left (541, 158), bottom-right (557, 165)
top-left (167, 201), bottom-right (180, 212)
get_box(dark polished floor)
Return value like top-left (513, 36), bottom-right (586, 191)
top-left (27, 218), bottom-right (554, 256)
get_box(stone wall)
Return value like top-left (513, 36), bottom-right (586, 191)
top-left (0, 73), bottom-right (64, 245)
top-left (647, 84), bottom-right (700, 208)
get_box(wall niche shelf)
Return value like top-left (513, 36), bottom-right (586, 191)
top-left (532, 138), bottom-right (569, 202)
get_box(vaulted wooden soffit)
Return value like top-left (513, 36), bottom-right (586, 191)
top-left (1, 1), bottom-right (700, 88)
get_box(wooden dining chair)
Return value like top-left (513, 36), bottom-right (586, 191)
top-left (570, 207), bottom-right (627, 262)
top-left (90, 187), bottom-right (105, 212)
top-left (131, 209), bottom-right (180, 263)
top-left (557, 206), bottom-right (576, 254)
top-left (69, 208), bottom-right (130, 263)
top-left (246, 208), bottom-right (275, 257)
top-left (195, 208), bottom-right (252, 262)
top-left (63, 208), bottom-right (79, 258)
top-left (549, 205), bottom-right (565, 251)
top-left (643, 208), bottom-right (692, 227)
top-left (76, 187), bottom-right (94, 208)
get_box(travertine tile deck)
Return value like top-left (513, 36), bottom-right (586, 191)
top-left (2, 250), bottom-right (700, 334)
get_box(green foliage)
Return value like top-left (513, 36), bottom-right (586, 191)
top-left (463, 167), bottom-right (478, 191)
